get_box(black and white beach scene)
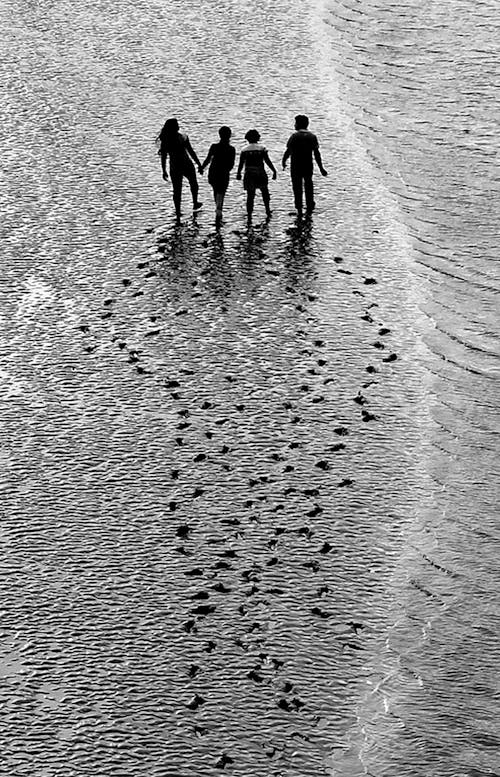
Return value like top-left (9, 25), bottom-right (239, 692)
top-left (1, 0), bottom-right (499, 775)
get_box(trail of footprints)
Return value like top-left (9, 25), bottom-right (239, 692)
top-left (75, 232), bottom-right (398, 770)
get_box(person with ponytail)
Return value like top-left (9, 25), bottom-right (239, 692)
top-left (157, 118), bottom-right (203, 218)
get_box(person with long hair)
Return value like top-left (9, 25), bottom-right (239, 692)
top-left (236, 129), bottom-right (277, 221)
top-left (157, 118), bottom-right (203, 218)
top-left (199, 126), bottom-right (236, 225)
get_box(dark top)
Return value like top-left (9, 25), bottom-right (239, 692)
top-left (207, 142), bottom-right (236, 173)
top-left (164, 132), bottom-right (193, 171)
top-left (207, 142), bottom-right (236, 191)
top-left (286, 129), bottom-right (319, 173)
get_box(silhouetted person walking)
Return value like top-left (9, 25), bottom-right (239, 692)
top-left (199, 126), bottom-right (236, 225)
top-left (236, 129), bottom-right (277, 221)
top-left (282, 115), bottom-right (327, 216)
top-left (157, 118), bottom-right (203, 218)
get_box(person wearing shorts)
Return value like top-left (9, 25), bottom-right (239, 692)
top-left (199, 126), bottom-right (236, 224)
top-left (236, 129), bottom-right (277, 220)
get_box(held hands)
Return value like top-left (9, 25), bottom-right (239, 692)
top-left (198, 165), bottom-right (204, 175)
top-left (272, 171), bottom-right (277, 180)
top-left (236, 172), bottom-right (242, 180)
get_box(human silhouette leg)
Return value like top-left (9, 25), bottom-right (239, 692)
top-left (170, 170), bottom-right (183, 217)
top-left (261, 186), bottom-right (272, 217)
top-left (246, 189), bottom-right (255, 219)
top-left (185, 164), bottom-right (202, 210)
top-left (291, 171), bottom-right (303, 214)
top-left (304, 174), bottom-right (315, 213)
top-left (215, 191), bottom-right (225, 224)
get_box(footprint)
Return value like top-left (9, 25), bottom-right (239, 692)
top-left (184, 568), bottom-right (204, 577)
top-left (190, 591), bottom-right (210, 600)
top-left (311, 606), bottom-right (331, 618)
top-left (247, 669), bottom-right (264, 683)
top-left (215, 753), bottom-right (234, 769)
top-left (190, 604), bottom-right (216, 616)
top-left (212, 582), bottom-right (232, 593)
top-left (185, 693), bottom-right (206, 710)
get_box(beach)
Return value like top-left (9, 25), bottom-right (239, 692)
top-left (1, 0), bottom-right (499, 775)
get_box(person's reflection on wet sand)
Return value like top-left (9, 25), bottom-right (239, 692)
top-left (154, 218), bottom-right (202, 290)
top-left (235, 220), bottom-right (271, 285)
top-left (282, 216), bottom-right (317, 291)
top-left (200, 232), bottom-right (235, 304)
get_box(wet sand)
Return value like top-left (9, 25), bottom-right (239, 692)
top-left (7, 0), bottom-right (497, 772)
top-left (7, 209), bottom-right (408, 776)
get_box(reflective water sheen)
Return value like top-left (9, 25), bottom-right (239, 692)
top-left (0, 0), bottom-right (498, 775)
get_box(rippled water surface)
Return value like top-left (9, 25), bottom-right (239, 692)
top-left (1, 0), bottom-right (499, 775)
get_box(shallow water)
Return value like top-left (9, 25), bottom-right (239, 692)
top-left (0, 0), bottom-right (498, 775)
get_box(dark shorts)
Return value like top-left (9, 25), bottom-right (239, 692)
top-left (208, 168), bottom-right (230, 193)
top-left (170, 160), bottom-right (196, 181)
top-left (244, 169), bottom-right (268, 191)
